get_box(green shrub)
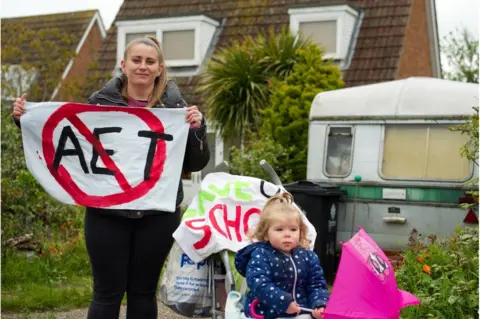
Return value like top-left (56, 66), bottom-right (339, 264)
top-left (260, 44), bottom-right (344, 181)
top-left (1, 227), bottom-right (92, 312)
top-left (229, 130), bottom-right (294, 183)
top-left (1, 104), bottom-right (85, 245)
top-left (198, 28), bottom-right (311, 142)
top-left (396, 227), bottom-right (479, 319)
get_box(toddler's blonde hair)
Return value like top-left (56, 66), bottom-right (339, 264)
top-left (249, 192), bottom-right (310, 248)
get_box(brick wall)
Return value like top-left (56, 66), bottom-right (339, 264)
top-left (397, 0), bottom-right (434, 78)
top-left (56, 22), bottom-right (104, 101)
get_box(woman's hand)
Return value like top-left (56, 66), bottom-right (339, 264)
top-left (286, 301), bottom-right (301, 314)
top-left (13, 93), bottom-right (27, 120)
top-left (312, 307), bottom-right (325, 319)
top-left (185, 105), bottom-right (203, 128)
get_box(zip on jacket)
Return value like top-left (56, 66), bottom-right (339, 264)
top-left (283, 252), bottom-right (299, 305)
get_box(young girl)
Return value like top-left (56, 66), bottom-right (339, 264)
top-left (235, 192), bottom-right (329, 319)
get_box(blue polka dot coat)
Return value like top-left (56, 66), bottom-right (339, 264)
top-left (235, 242), bottom-right (329, 318)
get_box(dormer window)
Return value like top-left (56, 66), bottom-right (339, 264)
top-left (116, 15), bottom-right (219, 74)
top-left (288, 5), bottom-right (360, 61)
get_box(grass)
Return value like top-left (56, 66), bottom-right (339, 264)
top-left (2, 277), bottom-right (92, 312)
top-left (1, 223), bottom-right (334, 315)
top-left (1, 230), bottom-right (93, 312)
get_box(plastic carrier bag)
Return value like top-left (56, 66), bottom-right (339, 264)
top-left (158, 242), bottom-right (212, 317)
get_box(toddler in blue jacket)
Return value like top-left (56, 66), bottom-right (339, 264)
top-left (235, 192), bottom-right (329, 319)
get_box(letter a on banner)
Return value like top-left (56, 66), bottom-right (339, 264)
top-left (20, 102), bottom-right (189, 212)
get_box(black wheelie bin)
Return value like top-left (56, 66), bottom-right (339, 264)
top-left (284, 180), bottom-right (345, 283)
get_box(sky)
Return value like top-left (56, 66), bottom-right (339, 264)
top-left (1, 0), bottom-right (478, 46)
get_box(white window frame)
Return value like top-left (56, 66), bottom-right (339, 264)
top-left (203, 119), bottom-right (225, 174)
top-left (116, 15), bottom-right (219, 68)
top-left (323, 125), bottom-right (355, 178)
top-left (288, 5), bottom-right (357, 60)
top-left (208, 124), bottom-right (225, 169)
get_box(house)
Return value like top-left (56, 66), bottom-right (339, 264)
top-left (1, 10), bottom-right (106, 102)
top-left (89, 0), bottom-right (441, 204)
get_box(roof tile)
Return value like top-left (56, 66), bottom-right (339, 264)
top-left (2, 10), bottom-right (99, 99)
top-left (90, 0), bottom-right (414, 105)
top-left (2, 10), bottom-right (97, 64)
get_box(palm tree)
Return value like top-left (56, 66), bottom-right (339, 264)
top-left (256, 27), bottom-right (309, 81)
top-left (198, 41), bottom-right (268, 142)
top-left (197, 28), bottom-right (310, 143)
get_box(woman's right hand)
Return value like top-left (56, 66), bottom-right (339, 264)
top-left (13, 93), bottom-right (27, 120)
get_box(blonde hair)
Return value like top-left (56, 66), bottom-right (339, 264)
top-left (121, 36), bottom-right (168, 108)
top-left (249, 192), bottom-right (310, 248)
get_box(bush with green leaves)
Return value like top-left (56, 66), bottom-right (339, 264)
top-left (260, 44), bottom-right (344, 181)
top-left (229, 130), bottom-right (294, 182)
top-left (1, 105), bottom-right (84, 245)
top-left (198, 28), bottom-right (310, 142)
top-left (2, 227), bottom-right (92, 312)
top-left (449, 106), bottom-right (479, 209)
top-left (396, 227), bottom-right (479, 319)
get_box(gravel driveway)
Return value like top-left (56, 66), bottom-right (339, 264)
top-left (1, 301), bottom-right (211, 319)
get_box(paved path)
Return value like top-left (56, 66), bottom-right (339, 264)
top-left (1, 301), bottom-right (211, 319)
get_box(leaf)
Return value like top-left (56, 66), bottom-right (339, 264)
top-left (448, 295), bottom-right (460, 305)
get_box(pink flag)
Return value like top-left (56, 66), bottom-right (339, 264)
top-left (324, 227), bottom-right (420, 319)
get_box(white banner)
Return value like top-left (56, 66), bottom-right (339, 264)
top-left (173, 173), bottom-right (317, 262)
top-left (20, 102), bottom-right (189, 212)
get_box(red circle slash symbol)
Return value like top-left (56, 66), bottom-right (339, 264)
top-left (42, 103), bottom-right (167, 207)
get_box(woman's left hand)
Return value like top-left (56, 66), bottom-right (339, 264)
top-left (312, 307), bottom-right (325, 319)
top-left (185, 105), bottom-right (203, 128)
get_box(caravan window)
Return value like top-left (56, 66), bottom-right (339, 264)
top-left (324, 126), bottom-right (353, 177)
top-left (381, 124), bottom-right (471, 181)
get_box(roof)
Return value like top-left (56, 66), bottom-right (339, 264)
top-left (2, 10), bottom-right (100, 63)
top-left (310, 77), bottom-right (479, 120)
top-left (2, 10), bottom-right (105, 100)
top-left (91, 0), bottom-right (416, 108)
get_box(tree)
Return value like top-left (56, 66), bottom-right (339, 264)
top-left (229, 130), bottom-right (294, 182)
top-left (450, 107), bottom-right (479, 209)
top-left (260, 44), bottom-right (344, 181)
top-left (442, 27), bottom-right (479, 83)
top-left (1, 23), bottom-right (78, 101)
top-left (1, 23), bottom-right (109, 244)
top-left (198, 28), bottom-right (310, 142)
top-left (255, 27), bottom-right (310, 81)
top-left (1, 22), bottom-right (109, 103)
top-left (198, 41), bottom-right (268, 141)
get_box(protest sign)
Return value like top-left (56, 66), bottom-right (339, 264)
top-left (173, 173), bottom-right (317, 262)
top-left (20, 102), bottom-right (189, 212)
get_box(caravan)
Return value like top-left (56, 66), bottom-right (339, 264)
top-left (307, 77), bottom-right (478, 251)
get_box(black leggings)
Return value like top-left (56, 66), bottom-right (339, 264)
top-left (84, 209), bottom-right (180, 319)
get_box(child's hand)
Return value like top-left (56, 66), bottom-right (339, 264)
top-left (286, 301), bottom-right (301, 314)
top-left (312, 307), bottom-right (325, 319)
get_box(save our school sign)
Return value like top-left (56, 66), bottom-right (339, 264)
top-left (20, 102), bottom-right (189, 212)
top-left (173, 173), bottom-right (318, 262)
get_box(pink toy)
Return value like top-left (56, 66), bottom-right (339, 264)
top-left (324, 227), bottom-right (420, 319)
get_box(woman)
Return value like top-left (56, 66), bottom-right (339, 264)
top-left (13, 36), bottom-right (210, 319)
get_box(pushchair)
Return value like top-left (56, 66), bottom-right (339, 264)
top-left (159, 160), bottom-right (422, 319)
top-left (159, 160), bottom-right (314, 319)
top-left (208, 160), bottom-right (316, 319)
